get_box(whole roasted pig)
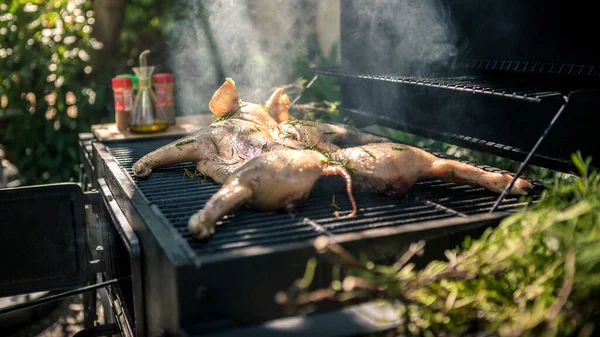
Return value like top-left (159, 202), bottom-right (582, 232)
top-left (132, 78), bottom-right (533, 239)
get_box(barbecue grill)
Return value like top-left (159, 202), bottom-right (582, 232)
top-left (1, 1), bottom-right (597, 336)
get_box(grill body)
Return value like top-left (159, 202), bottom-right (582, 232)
top-left (92, 134), bottom-right (540, 336)
top-left (83, 1), bottom-right (597, 335)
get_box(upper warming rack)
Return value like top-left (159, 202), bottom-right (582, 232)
top-left (312, 66), bottom-right (564, 103)
top-left (461, 60), bottom-right (600, 78)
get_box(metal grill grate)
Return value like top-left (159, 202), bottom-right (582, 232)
top-left (461, 60), bottom-right (600, 77)
top-left (104, 136), bottom-right (541, 256)
top-left (313, 66), bottom-right (564, 102)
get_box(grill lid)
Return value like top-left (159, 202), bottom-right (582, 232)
top-left (0, 183), bottom-right (91, 297)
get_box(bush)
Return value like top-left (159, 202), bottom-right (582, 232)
top-left (0, 0), bottom-right (110, 185)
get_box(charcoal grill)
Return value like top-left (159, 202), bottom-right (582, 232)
top-left (1, 1), bottom-right (598, 336)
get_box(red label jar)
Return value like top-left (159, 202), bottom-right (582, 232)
top-left (111, 77), bottom-right (134, 131)
top-left (153, 73), bottom-right (176, 125)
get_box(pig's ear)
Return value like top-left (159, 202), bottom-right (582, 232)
top-left (265, 88), bottom-right (290, 123)
top-left (209, 78), bottom-right (240, 116)
top-left (280, 94), bottom-right (291, 108)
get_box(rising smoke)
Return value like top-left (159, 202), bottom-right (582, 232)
top-left (168, 0), bottom-right (459, 116)
top-left (345, 0), bottom-right (459, 76)
top-left (168, 0), bottom-right (320, 115)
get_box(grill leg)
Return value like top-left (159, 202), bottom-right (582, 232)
top-left (82, 289), bottom-right (98, 328)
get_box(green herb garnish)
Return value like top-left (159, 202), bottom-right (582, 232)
top-left (210, 139), bottom-right (220, 153)
top-left (304, 141), bottom-right (321, 151)
top-left (392, 146), bottom-right (407, 151)
top-left (183, 168), bottom-right (208, 183)
top-left (213, 106), bottom-right (240, 123)
top-left (286, 118), bottom-right (315, 127)
top-left (361, 147), bottom-right (376, 158)
top-left (322, 156), bottom-right (356, 173)
top-left (175, 139), bottom-right (195, 149)
top-left (183, 167), bottom-right (200, 179)
top-left (330, 194), bottom-right (340, 210)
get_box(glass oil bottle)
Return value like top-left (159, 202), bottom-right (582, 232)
top-left (129, 50), bottom-right (168, 133)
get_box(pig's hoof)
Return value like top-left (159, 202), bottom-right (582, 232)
top-left (188, 211), bottom-right (216, 239)
top-left (132, 161), bottom-right (152, 177)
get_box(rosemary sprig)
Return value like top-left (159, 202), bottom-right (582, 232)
top-left (175, 139), bottom-right (195, 149)
top-left (322, 157), bottom-right (356, 173)
top-left (285, 118), bottom-right (316, 127)
top-left (212, 106), bottom-right (241, 123)
top-left (210, 139), bottom-right (220, 153)
top-left (330, 194), bottom-right (340, 210)
top-left (304, 141), bottom-right (321, 151)
top-left (392, 146), bottom-right (407, 151)
top-left (361, 147), bottom-right (376, 158)
top-left (183, 168), bottom-right (200, 179)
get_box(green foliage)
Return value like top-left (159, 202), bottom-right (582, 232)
top-left (0, 0), bottom-right (174, 185)
top-left (119, 0), bottom-right (175, 68)
top-left (290, 42), bottom-right (342, 123)
top-left (0, 0), bottom-right (109, 185)
top-left (284, 152), bottom-right (600, 337)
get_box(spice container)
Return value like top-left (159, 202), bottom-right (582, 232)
top-left (153, 73), bottom-right (176, 125)
top-left (116, 73), bottom-right (139, 96)
top-left (111, 77), bottom-right (134, 131)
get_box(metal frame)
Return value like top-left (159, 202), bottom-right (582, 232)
top-left (92, 138), bottom-right (194, 335)
top-left (98, 178), bottom-right (144, 337)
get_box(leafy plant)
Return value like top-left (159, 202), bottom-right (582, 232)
top-left (289, 41), bottom-right (342, 124)
top-left (279, 152), bottom-right (600, 337)
top-left (0, 0), bottom-right (111, 185)
top-left (119, 0), bottom-right (175, 69)
top-left (0, 0), bottom-right (174, 185)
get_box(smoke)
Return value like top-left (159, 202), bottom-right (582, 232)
top-left (168, 0), bottom-right (459, 116)
top-left (345, 0), bottom-right (458, 76)
top-left (168, 0), bottom-right (321, 115)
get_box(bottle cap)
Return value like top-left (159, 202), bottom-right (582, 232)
top-left (116, 73), bottom-right (138, 88)
top-left (112, 77), bottom-right (133, 89)
top-left (153, 73), bottom-right (173, 84)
